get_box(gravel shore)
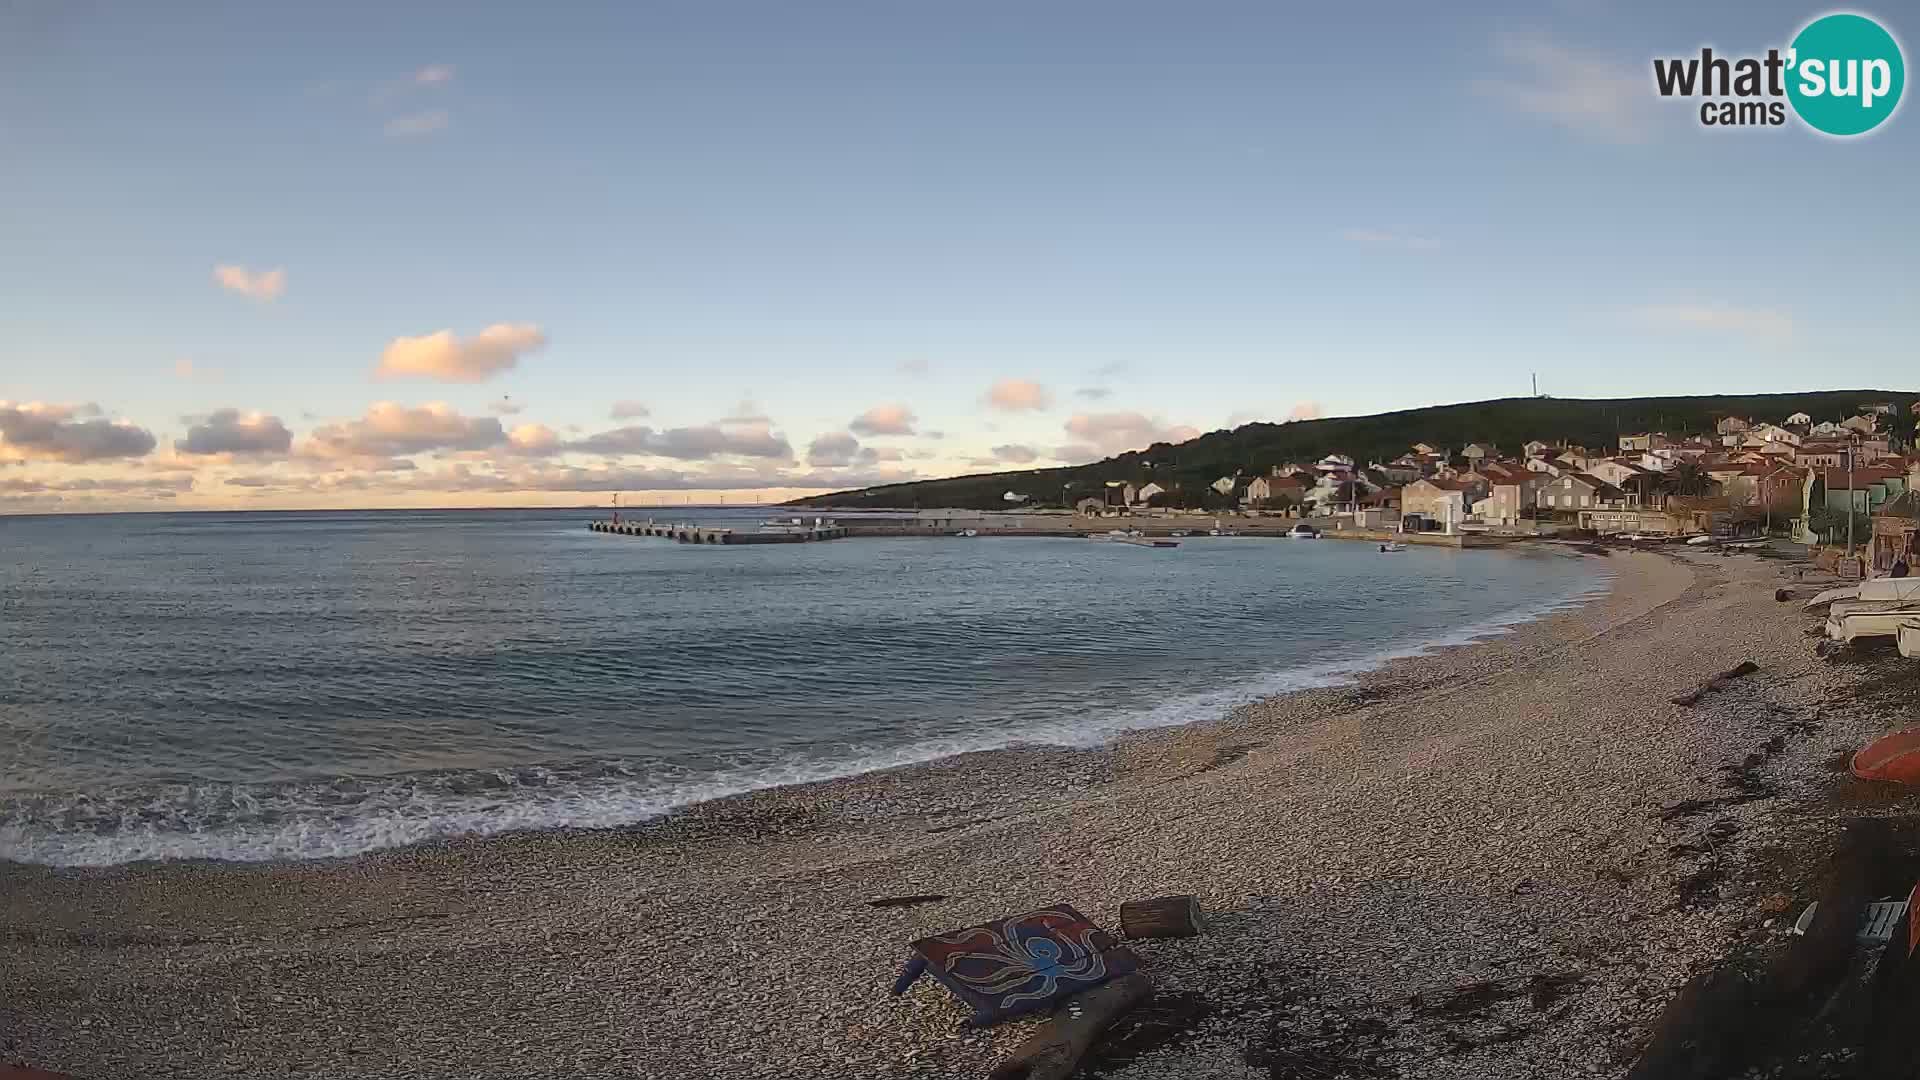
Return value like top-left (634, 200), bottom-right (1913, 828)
top-left (4, 545), bottom-right (1905, 1079)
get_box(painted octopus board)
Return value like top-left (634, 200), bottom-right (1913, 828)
top-left (890, 904), bottom-right (1136, 1025)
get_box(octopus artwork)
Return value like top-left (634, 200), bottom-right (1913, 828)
top-left (890, 904), bottom-right (1137, 1025)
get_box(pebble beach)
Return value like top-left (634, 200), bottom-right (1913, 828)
top-left (3, 545), bottom-right (1905, 1079)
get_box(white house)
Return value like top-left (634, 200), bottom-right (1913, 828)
top-left (1211, 475), bottom-right (1238, 496)
top-left (1744, 423), bottom-right (1803, 448)
top-left (1786, 411), bottom-right (1813, 426)
top-left (1587, 458), bottom-right (1654, 489)
top-left (1002, 491), bottom-right (1030, 504)
top-left (1461, 442), bottom-right (1495, 463)
top-left (1239, 476), bottom-right (1272, 507)
top-left (1522, 440), bottom-right (1556, 459)
top-left (1133, 482), bottom-right (1166, 504)
top-left (1843, 414), bottom-right (1879, 435)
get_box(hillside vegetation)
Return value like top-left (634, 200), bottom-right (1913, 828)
top-left (790, 390), bottom-right (1917, 510)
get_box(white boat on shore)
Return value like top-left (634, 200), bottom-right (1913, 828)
top-left (1899, 618), bottom-right (1920, 659)
top-left (1825, 602), bottom-right (1920, 643)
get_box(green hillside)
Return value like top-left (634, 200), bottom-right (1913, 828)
top-left (790, 390), bottom-right (1917, 510)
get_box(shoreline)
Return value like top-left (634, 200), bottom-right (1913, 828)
top-left (0, 541), bottom-right (1608, 871)
top-left (8, 545), bottom-right (1898, 1079)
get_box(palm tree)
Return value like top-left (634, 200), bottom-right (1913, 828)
top-left (1670, 459), bottom-right (1710, 497)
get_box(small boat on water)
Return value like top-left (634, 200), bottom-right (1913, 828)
top-left (1092, 529), bottom-right (1178, 548)
top-left (953, 528), bottom-right (979, 537)
top-left (1378, 541), bottom-right (1407, 552)
top-left (1286, 523), bottom-right (1320, 539)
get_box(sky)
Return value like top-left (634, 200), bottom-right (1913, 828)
top-left (2, 0), bottom-right (1916, 512)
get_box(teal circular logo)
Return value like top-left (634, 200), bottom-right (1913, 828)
top-left (1786, 13), bottom-right (1905, 136)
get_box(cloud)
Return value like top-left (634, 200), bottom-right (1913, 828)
top-left (376, 323), bottom-right (547, 383)
top-left (1341, 228), bottom-right (1437, 250)
top-left (991, 444), bottom-right (1040, 464)
top-left (489, 397), bottom-right (523, 415)
top-left (303, 402), bottom-right (505, 460)
top-left (1475, 32), bottom-right (1649, 143)
top-left (1629, 304), bottom-right (1793, 341)
top-left (986, 378), bottom-right (1052, 412)
top-left (0, 402), bottom-right (157, 462)
top-left (1052, 443), bottom-right (1103, 465)
top-left (414, 64), bottom-right (454, 86)
top-left (175, 409), bottom-right (293, 456)
top-left (173, 359), bottom-right (197, 379)
top-left (1287, 401), bottom-right (1324, 421)
top-left (1061, 412), bottom-right (1201, 458)
top-left (609, 400), bottom-right (650, 420)
top-left (212, 265), bottom-right (286, 301)
top-left (570, 423), bottom-right (793, 461)
top-left (849, 403), bottom-right (917, 436)
top-left (1075, 387), bottom-right (1112, 400)
top-left (1091, 361), bottom-right (1129, 377)
top-left (505, 423), bottom-right (562, 456)
top-left (384, 109), bottom-right (450, 138)
top-left (897, 358), bottom-right (931, 376)
top-left (0, 474), bottom-right (193, 495)
top-left (807, 431), bottom-right (864, 467)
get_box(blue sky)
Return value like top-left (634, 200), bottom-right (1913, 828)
top-left (1, 0), bottom-right (1915, 509)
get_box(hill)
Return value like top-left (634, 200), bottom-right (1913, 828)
top-left (789, 390), bottom-right (1917, 510)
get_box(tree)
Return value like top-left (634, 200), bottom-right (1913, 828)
top-left (1669, 459), bottom-right (1711, 497)
top-left (1807, 504), bottom-right (1872, 547)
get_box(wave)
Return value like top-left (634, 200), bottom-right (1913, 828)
top-left (0, 571), bottom-right (1612, 868)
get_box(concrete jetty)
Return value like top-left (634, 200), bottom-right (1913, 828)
top-left (589, 520), bottom-right (848, 545)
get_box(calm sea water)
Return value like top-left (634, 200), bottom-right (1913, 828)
top-left (0, 508), bottom-right (1607, 866)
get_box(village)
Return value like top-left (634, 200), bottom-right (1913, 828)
top-left (1069, 401), bottom-right (1920, 575)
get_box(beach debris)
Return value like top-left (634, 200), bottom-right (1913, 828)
top-left (890, 904), bottom-right (1138, 1026)
top-left (1119, 894), bottom-right (1206, 940)
top-left (1850, 727), bottom-right (1920, 785)
top-left (1409, 971), bottom-right (1586, 1017)
top-left (1669, 660), bottom-right (1759, 706)
top-left (985, 972), bottom-right (1153, 1080)
top-left (867, 893), bottom-right (947, 909)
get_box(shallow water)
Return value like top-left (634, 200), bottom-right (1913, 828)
top-left (0, 508), bottom-right (1606, 865)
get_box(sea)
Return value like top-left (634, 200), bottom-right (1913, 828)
top-left (0, 507), bottom-right (1609, 867)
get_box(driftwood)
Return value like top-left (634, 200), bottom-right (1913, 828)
top-left (867, 894), bottom-right (947, 908)
top-left (986, 972), bottom-right (1153, 1080)
top-left (1119, 895), bottom-right (1206, 939)
top-left (1669, 661), bottom-right (1759, 706)
top-left (1627, 818), bottom-right (1890, 1079)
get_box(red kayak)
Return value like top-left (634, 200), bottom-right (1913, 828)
top-left (1852, 727), bottom-right (1920, 785)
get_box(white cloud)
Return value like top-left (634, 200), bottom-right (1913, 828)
top-left (609, 400), bottom-right (651, 420)
top-left (212, 265), bottom-right (286, 301)
top-left (376, 323), bottom-right (547, 383)
top-left (303, 402), bottom-right (505, 460)
top-left (0, 474), bottom-right (192, 495)
top-left (385, 109), bottom-right (450, 138)
top-left (414, 65), bottom-right (455, 86)
top-left (0, 402), bottom-right (157, 462)
top-left (986, 378), bottom-right (1052, 412)
top-left (1629, 304), bottom-right (1794, 341)
top-left (1475, 32), bottom-right (1650, 143)
top-left (807, 431), bottom-right (864, 467)
top-left (1061, 412), bottom-right (1201, 458)
top-left (175, 409), bottom-right (293, 456)
top-left (570, 422), bottom-right (793, 461)
top-left (1341, 228), bottom-right (1437, 250)
top-left (505, 423), bottom-right (562, 456)
top-left (849, 403), bottom-right (917, 436)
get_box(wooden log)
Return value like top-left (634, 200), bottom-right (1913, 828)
top-left (1669, 661), bottom-right (1759, 706)
top-left (985, 972), bottom-right (1152, 1080)
top-left (1627, 818), bottom-right (1890, 1079)
top-left (1119, 895), bottom-right (1205, 940)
